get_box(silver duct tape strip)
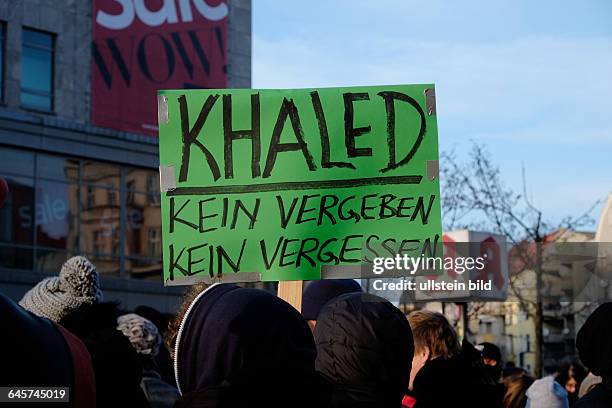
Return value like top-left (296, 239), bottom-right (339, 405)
top-left (165, 272), bottom-right (263, 286)
top-left (427, 160), bottom-right (439, 181)
top-left (159, 165), bottom-right (176, 192)
top-left (158, 95), bottom-right (169, 124)
top-left (424, 88), bottom-right (436, 116)
top-left (321, 265), bottom-right (363, 279)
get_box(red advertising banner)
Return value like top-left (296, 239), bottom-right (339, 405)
top-left (91, 0), bottom-right (228, 136)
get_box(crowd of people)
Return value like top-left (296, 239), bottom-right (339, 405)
top-left (2, 255), bottom-right (611, 407)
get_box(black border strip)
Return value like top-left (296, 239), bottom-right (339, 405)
top-left (166, 175), bottom-right (423, 196)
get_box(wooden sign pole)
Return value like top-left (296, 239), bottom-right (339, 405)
top-left (277, 280), bottom-right (304, 312)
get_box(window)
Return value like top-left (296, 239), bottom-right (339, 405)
top-left (36, 179), bottom-right (78, 250)
top-left (93, 230), bottom-right (105, 254)
top-left (86, 185), bottom-right (95, 209)
top-left (525, 334), bottom-right (531, 352)
top-left (126, 180), bottom-right (136, 205)
top-left (21, 28), bottom-right (54, 111)
top-left (1, 150), bottom-right (162, 279)
top-left (37, 155), bottom-right (79, 182)
top-left (146, 228), bottom-right (162, 258)
top-left (0, 147), bottom-right (35, 270)
top-left (81, 161), bottom-right (120, 187)
top-left (146, 174), bottom-right (160, 205)
top-left (107, 189), bottom-right (117, 206)
top-left (0, 22), bottom-right (5, 101)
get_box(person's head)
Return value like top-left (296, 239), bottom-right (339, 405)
top-left (19, 256), bottom-right (102, 322)
top-left (173, 284), bottom-right (328, 407)
top-left (407, 310), bottom-right (460, 389)
top-left (555, 363), bottom-right (587, 398)
top-left (314, 292), bottom-right (413, 408)
top-left (302, 279), bottom-right (362, 331)
top-left (503, 366), bottom-right (526, 381)
top-left (479, 342), bottom-right (503, 381)
top-left (502, 362), bottom-right (519, 378)
top-left (117, 313), bottom-right (161, 361)
top-left (502, 369), bottom-right (534, 408)
top-left (480, 342), bottom-right (502, 367)
top-left (576, 302), bottom-right (612, 378)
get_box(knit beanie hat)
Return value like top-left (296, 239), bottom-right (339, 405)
top-left (19, 256), bottom-right (102, 322)
top-left (117, 313), bottom-right (161, 357)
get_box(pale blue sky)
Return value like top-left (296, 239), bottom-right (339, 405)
top-left (252, 0), bottom-right (612, 228)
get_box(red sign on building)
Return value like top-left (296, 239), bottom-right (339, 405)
top-left (91, 0), bottom-right (228, 136)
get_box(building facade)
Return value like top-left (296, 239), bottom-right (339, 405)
top-left (0, 0), bottom-right (251, 312)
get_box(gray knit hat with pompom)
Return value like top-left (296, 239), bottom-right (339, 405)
top-left (19, 256), bottom-right (102, 322)
top-left (117, 313), bottom-right (161, 357)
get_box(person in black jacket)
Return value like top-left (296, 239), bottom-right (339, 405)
top-left (61, 302), bottom-right (151, 408)
top-left (1, 290), bottom-right (97, 407)
top-left (117, 313), bottom-right (179, 408)
top-left (575, 302), bottom-right (612, 408)
top-left (407, 310), bottom-right (504, 408)
top-left (1, 291), bottom-right (73, 395)
top-left (173, 283), bottom-right (331, 408)
top-left (134, 305), bottom-right (175, 385)
top-left (314, 292), bottom-right (414, 408)
top-left (479, 342), bottom-right (503, 382)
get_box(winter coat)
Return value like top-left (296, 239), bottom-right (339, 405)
top-left (140, 367), bottom-right (180, 408)
top-left (61, 302), bottom-right (150, 408)
top-left (411, 339), bottom-right (505, 408)
top-left (575, 303), bottom-right (612, 408)
top-left (173, 283), bottom-right (331, 408)
top-left (55, 324), bottom-right (97, 407)
top-left (1, 290), bottom-right (96, 407)
top-left (574, 378), bottom-right (612, 408)
top-left (314, 292), bottom-right (414, 408)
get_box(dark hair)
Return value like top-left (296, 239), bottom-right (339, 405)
top-left (480, 342), bottom-right (502, 363)
top-left (502, 369), bottom-right (534, 408)
top-left (555, 363), bottom-right (587, 389)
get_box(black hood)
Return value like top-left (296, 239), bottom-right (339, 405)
top-left (0, 291), bottom-right (72, 387)
top-left (174, 284), bottom-right (330, 408)
top-left (314, 292), bottom-right (414, 408)
top-left (577, 302), bottom-right (612, 377)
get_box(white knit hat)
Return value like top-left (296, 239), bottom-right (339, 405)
top-left (117, 313), bottom-right (161, 357)
top-left (19, 256), bottom-right (102, 322)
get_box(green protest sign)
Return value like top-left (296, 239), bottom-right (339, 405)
top-left (157, 85), bottom-right (442, 284)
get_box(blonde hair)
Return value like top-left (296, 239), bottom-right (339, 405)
top-left (408, 310), bottom-right (460, 359)
top-left (503, 371), bottom-right (534, 408)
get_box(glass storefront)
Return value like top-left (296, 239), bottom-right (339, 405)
top-left (0, 146), bottom-right (162, 279)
